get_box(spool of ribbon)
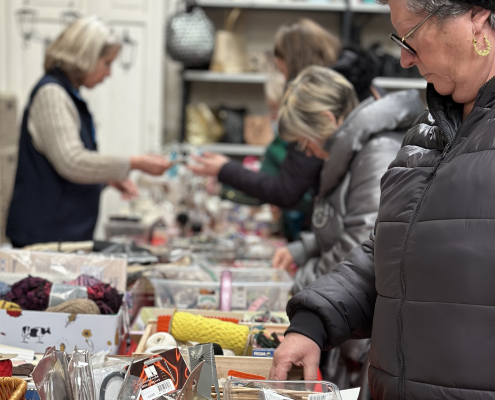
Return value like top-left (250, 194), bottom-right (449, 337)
top-left (145, 332), bottom-right (177, 350)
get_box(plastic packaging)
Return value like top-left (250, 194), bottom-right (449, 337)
top-left (68, 349), bottom-right (97, 400)
top-left (116, 367), bottom-right (145, 400)
top-left (32, 347), bottom-right (73, 400)
top-left (151, 267), bottom-right (293, 311)
top-left (0, 249), bottom-right (127, 292)
top-left (48, 284), bottom-right (88, 307)
top-left (223, 380), bottom-right (342, 400)
top-left (92, 357), bottom-right (132, 400)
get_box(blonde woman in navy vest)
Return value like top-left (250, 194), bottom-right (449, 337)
top-left (7, 17), bottom-right (171, 247)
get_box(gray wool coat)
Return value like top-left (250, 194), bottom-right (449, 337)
top-left (287, 78), bottom-right (495, 399)
top-left (288, 90), bottom-right (425, 294)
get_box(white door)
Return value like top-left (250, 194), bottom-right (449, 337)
top-left (0, 0), bottom-right (165, 241)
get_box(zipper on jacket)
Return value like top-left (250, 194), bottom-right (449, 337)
top-left (396, 139), bottom-right (454, 400)
top-left (394, 79), bottom-right (492, 399)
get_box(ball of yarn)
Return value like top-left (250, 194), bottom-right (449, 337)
top-left (0, 282), bottom-right (10, 297)
top-left (46, 298), bottom-right (100, 314)
top-left (145, 332), bottom-right (177, 349)
top-left (0, 300), bottom-right (21, 311)
top-left (86, 282), bottom-right (122, 315)
top-left (6, 276), bottom-right (52, 311)
top-left (0, 360), bottom-right (13, 377)
top-left (170, 312), bottom-right (249, 356)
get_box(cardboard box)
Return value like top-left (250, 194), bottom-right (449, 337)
top-left (0, 307), bottom-right (124, 354)
top-left (0, 249), bottom-right (127, 291)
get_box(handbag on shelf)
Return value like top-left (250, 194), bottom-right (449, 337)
top-left (185, 103), bottom-right (224, 145)
top-left (218, 106), bottom-right (246, 144)
top-left (210, 8), bottom-right (247, 73)
top-left (244, 115), bottom-right (274, 146)
top-left (166, 0), bottom-right (216, 68)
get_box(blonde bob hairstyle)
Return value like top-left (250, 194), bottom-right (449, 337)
top-left (44, 17), bottom-right (121, 86)
top-left (278, 66), bottom-right (359, 143)
top-left (274, 19), bottom-right (341, 81)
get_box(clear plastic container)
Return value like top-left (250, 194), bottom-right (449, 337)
top-left (223, 379), bottom-right (342, 400)
top-left (105, 219), bottom-right (150, 241)
top-left (150, 266), bottom-right (293, 311)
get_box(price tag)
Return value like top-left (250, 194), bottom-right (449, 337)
top-left (140, 380), bottom-right (175, 400)
top-left (308, 394), bottom-right (335, 400)
top-left (231, 287), bottom-right (247, 309)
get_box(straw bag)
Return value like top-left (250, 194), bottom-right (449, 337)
top-left (210, 9), bottom-right (246, 73)
top-left (0, 377), bottom-right (27, 400)
top-left (185, 103), bottom-right (224, 145)
top-left (244, 115), bottom-right (274, 145)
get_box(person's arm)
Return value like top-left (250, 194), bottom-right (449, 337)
top-left (218, 144), bottom-right (322, 208)
top-left (270, 235), bottom-right (376, 380)
top-left (28, 84), bottom-right (131, 184)
top-left (287, 231), bottom-right (320, 265)
top-left (218, 144), bottom-right (323, 208)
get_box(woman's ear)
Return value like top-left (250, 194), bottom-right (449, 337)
top-left (472, 6), bottom-right (492, 31)
top-left (321, 110), bottom-right (337, 125)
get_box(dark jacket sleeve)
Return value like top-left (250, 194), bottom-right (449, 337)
top-left (286, 235), bottom-right (376, 350)
top-left (217, 144), bottom-right (323, 208)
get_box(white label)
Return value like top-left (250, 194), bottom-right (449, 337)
top-left (140, 380), bottom-right (175, 400)
top-left (262, 390), bottom-right (292, 400)
top-left (231, 287), bottom-right (247, 309)
top-left (80, 265), bottom-right (104, 281)
top-left (144, 366), bottom-right (158, 379)
top-left (308, 394), bottom-right (334, 400)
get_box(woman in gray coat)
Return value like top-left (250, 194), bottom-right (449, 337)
top-left (271, 1), bottom-right (495, 399)
top-left (271, 65), bottom-right (423, 390)
top-left (273, 79), bottom-right (424, 295)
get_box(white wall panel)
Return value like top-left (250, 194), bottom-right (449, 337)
top-left (2, 0), bottom-right (166, 241)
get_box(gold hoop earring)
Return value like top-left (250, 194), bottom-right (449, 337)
top-left (473, 31), bottom-right (492, 57)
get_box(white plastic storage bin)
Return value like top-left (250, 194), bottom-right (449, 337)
top-left (150, 266), bottom-right (293, 311)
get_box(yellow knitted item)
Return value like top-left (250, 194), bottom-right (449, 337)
top-left (170, 312), bottom-right (249, 356)
top-left (0, 301), bottom-right (21, 311)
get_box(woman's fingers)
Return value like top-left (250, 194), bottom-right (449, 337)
top-left (270, 333), bottom-right (321, 381)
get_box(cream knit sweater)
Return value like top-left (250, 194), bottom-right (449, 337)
top-left (27, 83), bottom-right (130, 184)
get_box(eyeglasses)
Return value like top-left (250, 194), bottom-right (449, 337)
top-left (390, 7), bottom-right (440, 55)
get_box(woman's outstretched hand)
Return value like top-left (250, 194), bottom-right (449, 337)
top-left (188, 152), bottom-right (229, 177)
top-left (269, 332), bottom-right (321, 381)
top-left (130, 154), bottom-right (172, 175)
top-left (272, 247), bottom-right (295, 270)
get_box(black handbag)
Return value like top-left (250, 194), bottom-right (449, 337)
top-left (218, 106), bottom-right (246, 144)
top-left (166, 0), bottom-right (215, 69)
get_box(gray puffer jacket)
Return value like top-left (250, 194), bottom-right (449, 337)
top-left (286, 78), bottom-right (495, 399)
top-left (289, 90), bottom-right (424, 294)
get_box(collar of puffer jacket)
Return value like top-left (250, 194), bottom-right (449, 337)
top-left (318, 90), bottom-right (425, 196)
top-left (426, 75), bottom-right (495, 145)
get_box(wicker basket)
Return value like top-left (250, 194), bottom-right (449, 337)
top-left (0, 377), bottom-right (27, 400)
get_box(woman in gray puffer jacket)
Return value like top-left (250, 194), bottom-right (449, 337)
top-left (272, 77), bottom-right (424, 295)
top-left (272, 66), bottom-right (424, 391)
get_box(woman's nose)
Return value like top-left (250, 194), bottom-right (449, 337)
top-left (400, 48), bottom-right (417, 69)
